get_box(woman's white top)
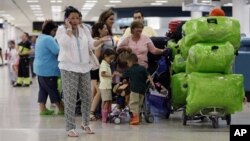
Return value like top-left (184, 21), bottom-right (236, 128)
top-left (55, 25), bottom-right (95, 73)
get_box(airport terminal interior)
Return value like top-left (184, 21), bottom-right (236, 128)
top-left (1, 0), bottom-right (250, 141)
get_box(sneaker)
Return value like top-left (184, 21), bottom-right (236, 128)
top-left (130, 114), bottom-right (140, 125)
top-left (58, 111), bottom-right (64, 115)
top-left (40, 109), bottom-right (54, 115)
top-left (13, 83), bottom-right (22, 87)
top-left (23, 84), bottom-right (30, 87)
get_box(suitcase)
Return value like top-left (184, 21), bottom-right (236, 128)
top-left (183, 17), bottom-right (240, 54)
top-left (186, 42), bottom-right (235, 74)
top-left (168, 20), bottom-right (182, 33)
top-left (171, 73), bottom-right (188, 109)
top-left (186, 73), bottom-right (244, 116)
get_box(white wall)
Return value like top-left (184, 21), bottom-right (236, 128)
top-left (233, 0), bottom-right (250, 36)
top-left (116, 17), bottom-right (191, 36)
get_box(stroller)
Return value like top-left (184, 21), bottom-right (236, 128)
top-left (107, 54), bottom-right (172, 124)
top-left (146, 55), bottom-right (172, 119)
top-left (107, 81), bottom-right (131, 124)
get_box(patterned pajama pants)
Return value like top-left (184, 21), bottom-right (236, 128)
top-left (61, 70), bottom-right (91, 131)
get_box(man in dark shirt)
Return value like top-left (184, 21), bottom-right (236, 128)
top-left (14, 32), bottom-right (31, 87)
top-left (122, 53), bottom-right (155, 125)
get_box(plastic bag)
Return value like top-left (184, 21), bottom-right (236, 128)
top-left (181, 16), bottom-right (240, 58)
top-left (167, 40), bottom-right (178, 59)
top-left (57, 77), bottom-right (62, 93)
top-left (186, 42), bottom-right (234, 74)
top-left (186, 73), bottom-right (244, 116)
top-left (171, 73), bottom-right (188, 109)
top-left (173, 54), bottom-right (186, 73)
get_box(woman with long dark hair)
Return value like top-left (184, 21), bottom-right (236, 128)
top-left (55, 6), bottom-right (110, 137)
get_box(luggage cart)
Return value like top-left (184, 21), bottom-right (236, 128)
top-left (182, 107), bottom-right (231, 128)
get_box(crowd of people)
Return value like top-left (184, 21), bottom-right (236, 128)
top-left (5, 6), bottom-right (166, 137)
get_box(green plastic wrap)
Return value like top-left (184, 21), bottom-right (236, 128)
top-left (171, 73), bottom-right (188, 109)
top-left (186, 42), bottom-right (234, 74)
top-left (186, 73), bottom-right (244, 116)
top-left (167, 40), bottom-right (178, 58)
top-left (181, 16), bottom-right (240, 58)
top-left (57, 78), bottom-right (62, 93)
top-left (173, 54), bottom-right (186, 73)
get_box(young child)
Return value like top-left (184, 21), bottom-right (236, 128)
top-left (7, 40), bottom-right (19, 85)
top-left (121, 53), bottom-right (155, 125)
top-left (99, 49), bottom-right (116, 123)
top-left (112, 79), bottom-right (130, 115)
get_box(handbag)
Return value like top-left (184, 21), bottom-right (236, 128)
top-left (89, 49), bottom-right (100, 70)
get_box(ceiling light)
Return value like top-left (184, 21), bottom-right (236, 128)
top-left (82, 7), bottom-right (92, 10)
top-left (150, 3), bottom-right (163, 6)
top-left (37, 17), bottom-right (45, 21)
top-left (50, 0), bottom-right (62, 3)
top-left (83, 3), bottom-right (96, 8)
top-left (27, 0), bottom-right (39, 3)
top-left (30, 5), bottom-right (40, 8)
top-left (86, 0), bottom-right (97, 3)
top-left (223, 2), bottom-right (233, 6)
top-left (201, 0), bottom-right (211, 3)
top-left (32, 10), bottom-right (43, 13)
top-left (34, 13), bottom-right (43, 16)
top-left (105, 4), bottom-right (116, 7)
top-left (155, 0), bottom-right (168, 3)
top-left (109, 0), bottom-right (121, 3)
top-left (31, 7), bottom-right (41, 10)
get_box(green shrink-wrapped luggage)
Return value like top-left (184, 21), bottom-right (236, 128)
top-left (171, 73), bottom-right (188, 109)
top-left (186, 42), bottom-right (234, 74)
top-left (181, 16), bottom-right (240, 58)
top-left (186, 73), bottom-right (244, 116)
top-left (173, 54), bottom-right (186, 73)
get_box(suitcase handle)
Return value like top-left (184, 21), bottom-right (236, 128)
top-left (207, 18), bottom-right (218, 24)
top-left (182, 83), bottom-right (188, 88)
top-left (211, 46), bottom-right (219, 51)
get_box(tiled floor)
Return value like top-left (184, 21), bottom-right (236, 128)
top-left (0, 66), bottom-right (249, 141)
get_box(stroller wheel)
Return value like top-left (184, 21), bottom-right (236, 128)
top-left (145, 115), bottom-right (154, 123)
top-left (114, 117), bottom-right (121, 124)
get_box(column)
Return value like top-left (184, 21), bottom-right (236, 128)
top-left (191, 11), bottom-right (202, 19)
top-left (212, 0), bottom-right (221, 7)
top-left (233, 0), bottom-right (249, 36)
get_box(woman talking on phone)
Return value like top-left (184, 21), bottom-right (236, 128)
top-left (55, 6), bottom-right (110, 137)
